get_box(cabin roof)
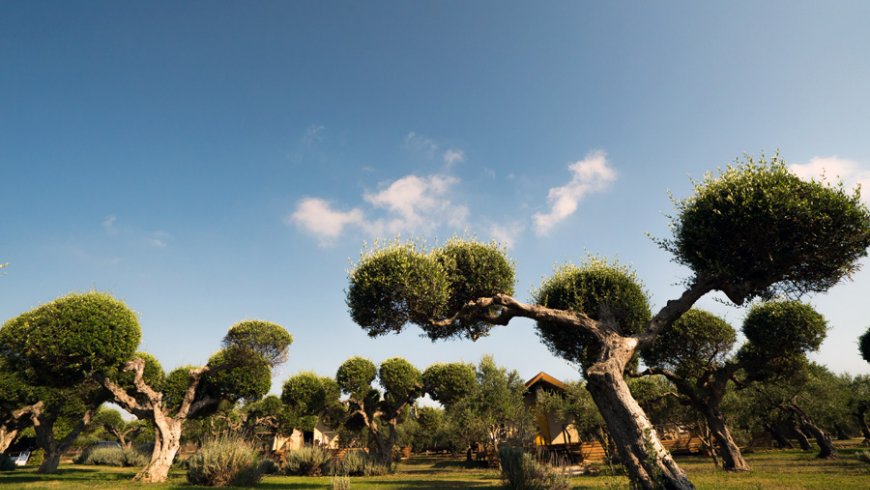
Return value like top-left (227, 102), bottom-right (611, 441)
top-left (524, 371), bottom-right (568, 392)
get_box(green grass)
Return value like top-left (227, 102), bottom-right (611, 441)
top-left (1, 444), bottom-right (868, 489)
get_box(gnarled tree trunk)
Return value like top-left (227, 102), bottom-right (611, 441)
top-left (703, 407), bottom-right (749, 472)
top-left (787, 404), bottom-right (837, 459)
top-left (585, 335), bottom-right (695, 490)
top-left (1, 401), bottom-right (44, 454)
top-left (855, 413), bottom-right (870, 445)
top-left (33, 407), bottom-right (93, 474)
top-left (763, 423), bottom-right (793, 449)
top-left (136, 416), bottom-right (183, 482)
top-left (0, 427), bottom-right (18, 454)
top-left (792, 424), bottom-right (813, 451)
top-left (101, 359), bottom-right (215, 483)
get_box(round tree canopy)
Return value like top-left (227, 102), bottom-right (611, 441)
top-left (0, 292), bottom-right (141, 385)
top-left (336, 356), bottom-right (377, 398)
top-left (533, 258), bottom-right (651, 368)
top-left (378, 357), bottom-right (421, 399)
top-left (422, 362), bottom-right (476, 406)
top-left (641, 309), bottom-right (736, 375)
top-left (431, 239), bottom-right (515, 339)
top-left (669, 155), bottom-right (870, 303)
top-left (347, 242), bottom-right (449, 338)
top-left (201, 348), bottom-right (272, 404)
top-left (281, 371), bottom-right (340, 416)
top-left (223, 320), bottom-right (293, 368)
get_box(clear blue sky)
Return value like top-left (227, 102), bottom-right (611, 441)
top-left (2, 1), bottom-right (869, 393)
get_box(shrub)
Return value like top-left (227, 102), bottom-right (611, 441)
top-left (325, 450), bottom-right (388, 477)
top-left (498, 446), bottom-right (570, 490)
top-left (27, 449), bottom-right (44, 467)
top-left (75, 445), bottom-right (149, 467)
top-left (76, 446), bottom-right (125, 466)
top-left (285, 446), bottom-right (331, 476)
top-left (332, 475), bottom-right (351, 490)
top-left (0, 454), bottom-right (16, 471)
top-left (259, 458), bottom-right (279, 475)
top-left (186, 436), bottom-right (263, 487)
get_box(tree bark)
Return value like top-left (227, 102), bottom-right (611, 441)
top-left (855, 413), bottom-right (870, 445)
top-left (100, 359), bottom-right (215, 483)
top-left (0, 427), bottom-right (18, 454)
top-left (702, 407), bottom-right (749, 472)
top-left (787, 404), bottom-right (837, 459)
top-left (135, 416), bottom-right (183, 482)
top-left (33, 407), bottom-right (93, 474)
top-left (792, 424), bottom-right (813, 451)
top-left (763, 423), bottom-right (793, 449)
top-left (585, 335), bottom-right (695, 490)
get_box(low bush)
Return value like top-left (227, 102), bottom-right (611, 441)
top-left (259, 458), bottom-right (279, 475)
top-left (498, 446), bottom-right (570, 490)
top-left (325, 450), bottom-right (388, 477)
top-left (285, 446), bottom-right (331, 476)
top-left (186, 436), bottom-right (263, 487)
top-left (75, 445), bottom-right (149, 467)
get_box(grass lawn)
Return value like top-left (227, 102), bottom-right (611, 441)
top-left (1, 445), bottom-right (868, 489)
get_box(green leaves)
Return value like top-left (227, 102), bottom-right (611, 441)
top-left (860, 326), bottom-right (870, 363)
top-left (641, 309), bottom-right (736, 376)
top-left (281, 372), bottom-right (340, 417)
top-left (738, 300), bottom-right (827, 381)
top-left (223, 320), bottom-right (293, 368)
top-left (336, 357), bottom-right (377, 398)
top-left (422, 362), bottom-right (476, 406)
top-left (669, 154), bottom-right (870, 303)
top-left (0, 292), bottom-right (141, 385)
top-left (533, 258), bottom-right (650, 368)
top-left (346, 239), bottom-right (516, 340)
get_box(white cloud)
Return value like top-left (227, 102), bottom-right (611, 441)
top-left (290, 174), bottom-right (468, 244)
top-left (789, 156), bottom-right (870, 203)
top-left (147, 231), bottom-right (171, 249)
top-left (533, 150), bottom-right (616, 235)
top-left (443, 148), bottom-right (465, 167)
top-left (289, 198), bottom-right (365, 245)
top-left (302, 124), bottom-right (325, 146)
top-left (489, 222), bottom-right (525, 249)
top-left (405, 132), bottom-right (439, 158)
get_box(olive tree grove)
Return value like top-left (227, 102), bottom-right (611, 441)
top-left (346, 156), bottom-right (870, 489)
top-left (99, 320), bottom-right (292, 483)
top-left (639, 301), bottom-right (827, 471)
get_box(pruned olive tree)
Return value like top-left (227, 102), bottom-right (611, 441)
top-left (99, 319), bottom-right (292, 483)
top-left (0, 292), bottom-right (141, 472)
top-left (0, 358), bottom-right (42, 454)
top-left (281, 371), bottom-right (342, 434)
top-left (346, 156), bottom-right (870, 490)
top-left (640, 301), bottom-right (827, 471)
top-left (848, 375), bottom-right (870, 444)
top-left (336, 356), bottom-right (422, 466)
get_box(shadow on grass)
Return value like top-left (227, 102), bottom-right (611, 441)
top-left (0, 466), bottom-right (134, 485)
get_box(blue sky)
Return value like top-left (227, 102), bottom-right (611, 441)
top-left (2, 1), bottom-right (869, 395)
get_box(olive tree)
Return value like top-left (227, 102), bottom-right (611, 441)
top-left (336, 357), bottom-right (422, 466)
top-left (0, 358), bottom-right (43, 454)
top-left (281, 371), bottom-right (342, 433)
top-left (346, 156), bottom-right (870, 489)
top-left (99, 319), bottom-right (292, 483)
top-left (0, 292), bottom-right (141, 472)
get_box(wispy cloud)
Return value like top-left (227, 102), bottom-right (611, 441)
top-left (443, 148), bottom-right (465, 167)
top-left (405, 132), bottom-right (439, 158)
top-left (101, 215), bottom-right (172, 249)
top-left (290, 174), bottom-right (467, 245)
top-left (489, 222), bottom-right (525, 249)
top-left (789, 156), bottom-right (870, 203)
top-left (102, 215), bottom-right (118, 234)
top-left (533, 151), bottom-right (616, 235)
top-left (302, 124), bottom-right (325, 147)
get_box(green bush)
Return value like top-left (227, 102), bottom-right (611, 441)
top-left (186, 436), bottom-right (262, 487)
top-left (285, 446), bottom-right (331, 476)
top-left (75, 445), bottom-right (149, 467)
top-left (498, 447), bottom-right (570, 490)
top-left (0, 454), bottom-right (16, 471)
top-left (325, 450), bottom-right (388, 477)
top-left (27, 449), bottom-right (44, 467)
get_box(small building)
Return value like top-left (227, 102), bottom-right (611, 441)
top-left (271, 420), bottom-right (340, 452)
top-left (524, 371), bottom-right (581, 447)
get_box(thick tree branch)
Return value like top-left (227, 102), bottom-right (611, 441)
top-left (430, 293), bottom-right (604, 341)
top-left (97, 374), bottom-right (152, 420)
top-left (176, 366), bottom-right (209, 419)
top-left (641, 275), bottom-right (717, 346)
